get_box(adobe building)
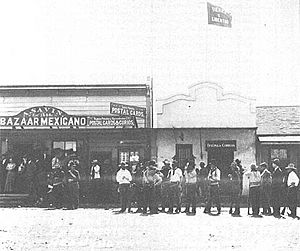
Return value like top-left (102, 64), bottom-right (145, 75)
top-left (256, 106), bottom-right (300, 170)
top-left (154, 82), bottom-right (257, 180)
top-left (0, 84), bottom-right (152, 199)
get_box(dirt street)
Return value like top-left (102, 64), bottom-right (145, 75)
top-left (0, 207), bottom-right (299, 250)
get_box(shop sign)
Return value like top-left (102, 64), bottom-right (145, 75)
top-left (206, 140), bottom-right (236, 150)
top-left (207, 2), bottom-right (232, 28)
top-left (88, 116), bottom-right (135, 127)
top-left (110, 102), bottom-right (146, 118)
top-left (0, 106), bottom-right (135, 129)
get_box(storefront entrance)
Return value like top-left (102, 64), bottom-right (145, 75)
top-left (207, 149), bottom-right (234, 178)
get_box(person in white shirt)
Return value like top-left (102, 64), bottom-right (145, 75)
top-left (245, 164), bottom-right (262, 217)
top-left (184, 161), bottom-right (197, 215)
top-left (284, 163), bottom-right (299, 218)
top-left (204, 159), bottom-right (221, 215)
top-left (167, 160), bottom-right (183, 214)
top-left (116, 162), bottom-right (132, 213)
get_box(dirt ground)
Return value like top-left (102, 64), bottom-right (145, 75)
top-left (0, 207), bottom-right (299, 251)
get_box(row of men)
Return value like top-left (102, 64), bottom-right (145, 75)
top-left (115, 158), bottom-right (300, 218)
top-left (1, 153), bottom-right (81, 209)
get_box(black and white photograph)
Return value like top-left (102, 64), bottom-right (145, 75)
top-left (0, 1), bottom-right (299, 250)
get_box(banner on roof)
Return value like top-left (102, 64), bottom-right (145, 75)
top-left (207, 2), bottom-right (232, 28)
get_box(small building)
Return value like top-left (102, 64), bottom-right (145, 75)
top-left (154, 82), bottom-right (257, 177)
top-left (257, 106), bottom-right (300, 170)
top-left (0, 84), bottom-right (152, 200)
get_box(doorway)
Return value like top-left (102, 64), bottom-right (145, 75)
top-left (207, 149), bottom-right (234, 178)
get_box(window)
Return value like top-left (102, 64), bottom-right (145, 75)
top-left (118, 150), bottom-right (140, 165)
top-left (270, 148), bottom-right (287, 160)
top-left (53, 141), bottom-right (77, 151)
top-left (270, 148), bottom-right (289, 168)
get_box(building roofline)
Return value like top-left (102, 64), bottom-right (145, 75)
top-left (0, 84), bottom-right (148, 90)
top-left (256, 105), bottom-right (300, 108)
top-left (153, 127), bottom-right (258, 130)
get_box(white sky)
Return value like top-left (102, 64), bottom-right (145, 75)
top-left (0, 0), bottom-right (299, 105)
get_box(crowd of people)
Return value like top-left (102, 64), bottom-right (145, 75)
top-left (1, 150), bottom-right (299, 218)
top-left (115, 158), bottom-right (300, 219)
top-left (0, 148), bottom-right (81, 210)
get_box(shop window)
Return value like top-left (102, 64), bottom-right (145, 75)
top-left (118, 150), bottom-right (140, 165)
top-left (53, 141), bottom-right (77, 151)
top-left (175, 144), bottom-right (193, 169)
top-left (270, 148), bottom-right (289, 167)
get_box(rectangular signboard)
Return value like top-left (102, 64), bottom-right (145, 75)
top-left (110, 102), bottom-right (146, 118)
top-left (0, 106), bottom-right (136, 129)
top-left (206, 140), bottom-right (237, 150)
top-left (88, 116), bottom-right (135, 127)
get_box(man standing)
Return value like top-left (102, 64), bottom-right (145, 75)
top-left (184, 161), bottom-right (197, 215)
top-left (284, 163), bottom-right (299, 218)
top-left (245, 164), bottom-right (262, 217)
top-left (260, 162), bottom-right (272, 216)
top-left (167, 160), bottom-right (183, 214)
top-left (65, 161), bottom-right (80, 210)
top-left (142, 160), bottom-right (162, 214)
top-left (160, 159), bottom-right (171, 213)
top-left (228, 162), bottom-right (241, 216)
top-left (198, 162), bottom-right (209, 206)
top-left (116, 162), bottom-right (132, 213)
top-left (271, 159), bottom-right (283, 218)
top-left (204, 159), bottom-right (221, 215)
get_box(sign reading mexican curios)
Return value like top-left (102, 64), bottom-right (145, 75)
top-left (88, 117), bottom-right (134, 127)
top-left (110, 102), bottom-right (146, 118)
top-left (0, 106), bottom-right (135, 128)
top-left (207, 2), bottom-right (232, 28)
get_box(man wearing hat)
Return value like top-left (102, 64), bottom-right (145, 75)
top-left (142, 160), bottom-right (162, 214)
top-left (184, 160), bottom-right (198, 215)
top-left (271, 158), bottom-right (283, 218)
top-left (160, 159), bottom-right (171, 213)
top-left (260, 162), bottom-right (272, 215)
top-left (245, 164), bottom-right (262, 217)
top-left (167, 160), bottom-right (183, 214)
top-left (284, 163), bottom-right (299, 218)
top-left (204, 159), bottom-right (221, 215)
top-left (116, 162), bottom-right (132, 213)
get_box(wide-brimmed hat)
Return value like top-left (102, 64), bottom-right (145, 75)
top-left (119, 162), bottom-right (128, 167)
top-left (210, 159), bottom-right (217, 166)
top-left (260, 162), bottom-right (268, 168)
top-left (250, 163), bottom-right (257, 171)
top-left (149, 160), bottom-right (157, 167)
top-left (286, 163), bottom-right (296, 170)
top-left (163, 159), bottom-right (170, 165)
top-left (272, 158), bottom-right (280, 167)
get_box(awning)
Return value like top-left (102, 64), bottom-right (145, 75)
top-left (258, 136), bottom-right (300, 145)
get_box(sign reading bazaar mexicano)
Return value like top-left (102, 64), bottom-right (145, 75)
top-left (0, 106), bottom-right (135, 128)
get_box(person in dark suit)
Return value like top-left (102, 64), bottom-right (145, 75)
top-left (228, 162), bottom-right (241, 216)
top-left (65, 161), bottom-right (80, 210)
top-left (271, 159), bottom-right (283, 218)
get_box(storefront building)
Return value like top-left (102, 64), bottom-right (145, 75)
top-left (154, 82), bottom-right (257, 195)
top-left (0, 84), bottom-right (152, 200)
top-left (257, 106), bottom-right (300, 171)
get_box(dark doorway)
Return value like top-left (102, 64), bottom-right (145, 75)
top-left (207, 149), bottom-right (234, 178)
top-left (90, 151), bottom-right (112, 172)
top-left (175, 144), bottom-right (193, 170)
